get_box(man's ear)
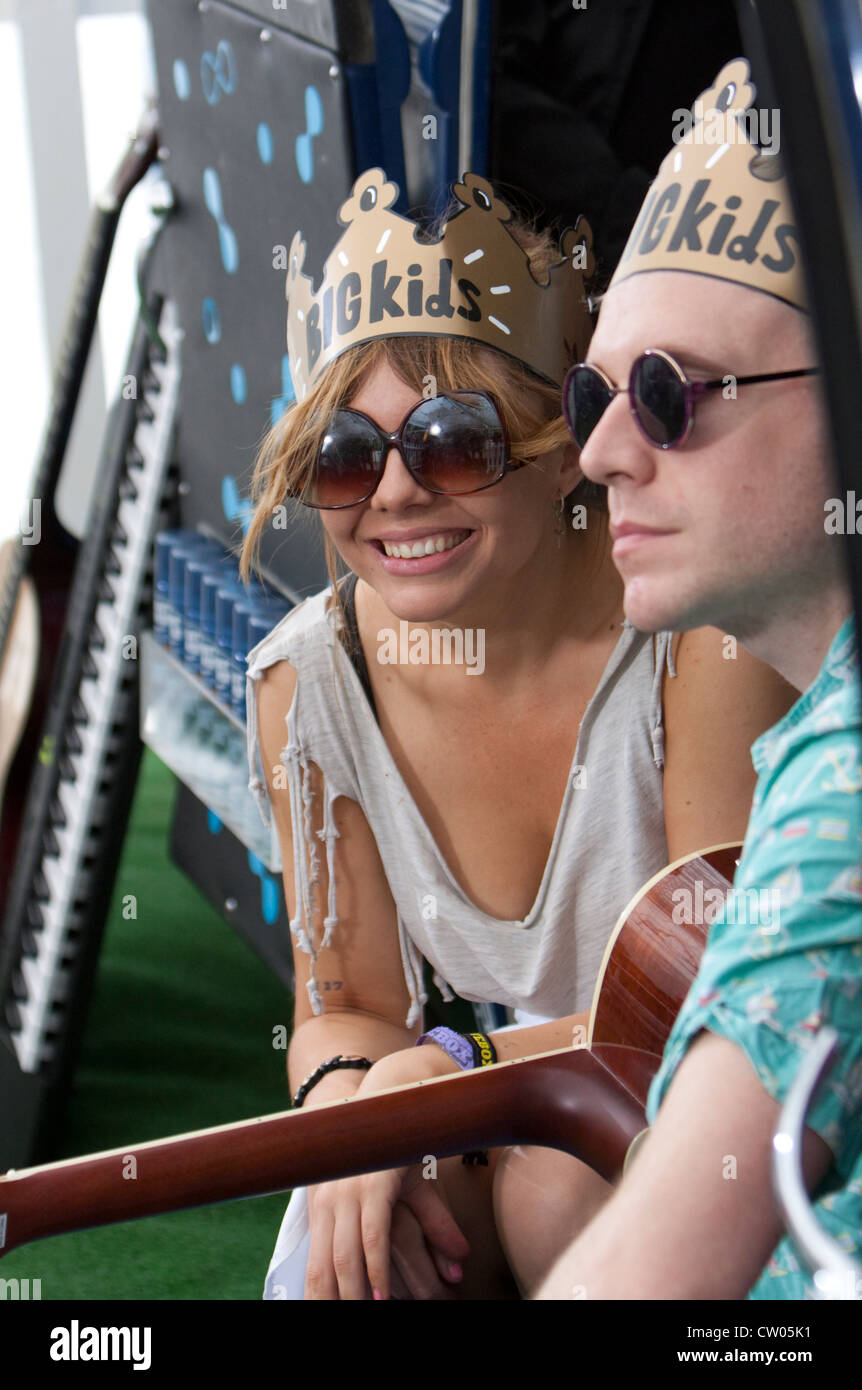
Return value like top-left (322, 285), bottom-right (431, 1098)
top-left (559, 439), bottom-right (584, 498)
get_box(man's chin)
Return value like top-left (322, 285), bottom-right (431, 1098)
top-left (622, 577), bottom-right (700, 635)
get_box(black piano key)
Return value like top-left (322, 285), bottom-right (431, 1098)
top-left (104, 547), bottom-right (123, 576)
top-left (142, 367), bottom-right (161, 395)
top-left (26, 901), bottom-right (44, 930)
top-left (112, 517), bottom-right (128, 546)
top-left (136, 396), bottom-right (155, 423)
top-left (70, 695), bottom-right (88, 725)
top-left (125, 443), bottom-right (145, 469)
top-left (80, 650), bottom-right (98, 681)
top-left (32, 869), bottom-right (50, 900)
top-left (20, 925), bottom-right (39, 958)
top-left (10, 965), bottom-right (27, 1000)
top-left (61, 728), bottom-right (81, 759)
top-left (118, 475), bottom-right (139, 501)
top-left (58, 754), bottom-right (78, 782)
top-left (89, 621), bottom-right (106, 651)
top-left (5, 998), bottom-right (22, 1031)
top-left (97, 575), bottom-right (115, 603)
top-left (41, 826), bottom-right (60, 858)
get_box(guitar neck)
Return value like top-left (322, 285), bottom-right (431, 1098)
top-left (0, 1046), bottom-right (645, 1257)
top-left (0, 846), bottom-right (737, 1258)
top-left (0, 106), bottom-right (159, 668)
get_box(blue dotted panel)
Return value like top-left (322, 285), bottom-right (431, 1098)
top-left (295, 85), bottom-right (324, 184)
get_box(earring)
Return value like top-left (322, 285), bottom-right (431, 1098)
top-left (553, 495), bottom-right (566, 547)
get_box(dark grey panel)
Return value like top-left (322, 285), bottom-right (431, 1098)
top-left (148, 0), bottom-right (361, 598)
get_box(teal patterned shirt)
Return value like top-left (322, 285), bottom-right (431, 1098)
top-left (646, 616), bottom-right (862, 1299)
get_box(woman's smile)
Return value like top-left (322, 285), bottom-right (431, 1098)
top-left (364, 526), bottom-right (478, 574)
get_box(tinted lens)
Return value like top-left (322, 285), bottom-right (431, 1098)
top-left (401, 393), bottom-right (507, 494)
top-left (563, 367), bottom-right (614, 448)
top-left (632, 353), bottom-right (687, 446)
top-left (308, 410), bottom-right (385, 507)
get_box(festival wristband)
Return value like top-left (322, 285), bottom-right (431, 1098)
top-left (415, 1026), bottom-right (497, 1070)
top-left (464, 1031), bottom-right (497, 1067)
top-left (292, 1055), bottom-right (374, 1109)
top-left (415, 1026), bottom-right (475, 1070)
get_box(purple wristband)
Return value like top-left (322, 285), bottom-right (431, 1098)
top-left (416, 1025), bottom-right (475, 1070)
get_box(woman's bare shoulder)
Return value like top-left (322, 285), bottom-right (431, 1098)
top-left (256, 656), bottom-right (298, 752)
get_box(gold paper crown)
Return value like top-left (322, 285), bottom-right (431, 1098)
top-left (610, 58), bottom-right (806, 310)
top-left (285, 169), bottom-right (594, 400)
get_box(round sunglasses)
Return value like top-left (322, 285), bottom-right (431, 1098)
top-left (562, 348), bottom-right (819, 450)
top-left (294, 390), bottom-right (527, 509)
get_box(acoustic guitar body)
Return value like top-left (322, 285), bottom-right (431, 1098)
top-left (589, 844), bottom-right (739, 1105)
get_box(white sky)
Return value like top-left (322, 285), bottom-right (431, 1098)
top-left (0, 10), bottom-right (155, 543)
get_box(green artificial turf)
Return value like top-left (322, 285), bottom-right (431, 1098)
top-left (2, 748), bottom-right (294, 1300)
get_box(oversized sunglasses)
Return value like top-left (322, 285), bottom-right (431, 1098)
top-left (562, 348), bottom-right (819, 450)
top-left (294, 390), bottom-right (526, 509)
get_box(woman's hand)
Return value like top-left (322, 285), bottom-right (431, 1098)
top-left (304, 1043), bottom-right (470, 1300)
top-left (305, 1163), bottom-right (470, 1300)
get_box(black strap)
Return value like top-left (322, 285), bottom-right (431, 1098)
top-left (338, 571), bottom-right (379, 725)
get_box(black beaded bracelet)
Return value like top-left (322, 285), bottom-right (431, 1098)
top-left (292, 1055), bottom-right (374, 1109)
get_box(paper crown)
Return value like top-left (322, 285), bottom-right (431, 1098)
top-left (285, 169), bottom-right (594, 400)
top-left (610, 58), bottom-right (806, 310)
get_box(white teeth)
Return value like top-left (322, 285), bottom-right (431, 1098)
top-left (381, 531), bottom-right (467, 559)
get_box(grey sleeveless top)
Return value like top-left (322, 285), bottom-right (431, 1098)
top-left (246, 583), bottom-right (675, 1027)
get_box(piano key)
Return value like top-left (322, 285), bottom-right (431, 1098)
top-left (41, 826), bottom-right (61, 858)
top-left (61, 727), bottom-right (82, 760)
top-left (58, 754), bottom-right (78, 783)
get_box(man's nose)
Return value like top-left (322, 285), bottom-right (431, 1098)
top-left (578, 393), bottom-right (656, 488)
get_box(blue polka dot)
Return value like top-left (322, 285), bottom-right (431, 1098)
top-left (173, 59), bottom-right (191, 101)
top-left (222, 476), bottom-right (254, 534)
top-left (248, 851), bottom-right (280, 924)
top-left (270, 353), bottom-right (296, 425)
top-left (230, 364), bottom-right (247, 404)
top-left (257, 122), bottom-right (274, 165)
top-left (202, 297), bottom-right (221, 344)
top-left (260, 876), bottom-right (280, 924)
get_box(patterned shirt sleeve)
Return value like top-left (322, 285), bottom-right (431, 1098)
top-left (647, 696), bottom-right (862, 1183)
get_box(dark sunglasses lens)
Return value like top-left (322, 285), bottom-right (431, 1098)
top-left (564, 368), bottom-right (613, 448)
top-left (632, 354), bottom-right (687, 446)
top-left (309, 410), bottom-right (384, 507)
top-left (401, 393), bottom-right (507, 493)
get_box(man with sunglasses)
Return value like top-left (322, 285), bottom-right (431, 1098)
top-left (535, 58), bottom-right (862, 1299)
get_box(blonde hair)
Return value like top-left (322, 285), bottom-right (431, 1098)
top-left (240, 218), bottom-right (606, 619)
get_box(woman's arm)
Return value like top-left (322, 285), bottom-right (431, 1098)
top-left (256, 660), bottom-right (419, 1109)
top-left (661, 627), bottom-right (797, 862)
top-left (353, 1010), bottom-right (591, 1094)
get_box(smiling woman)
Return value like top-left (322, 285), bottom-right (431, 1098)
top-left (236, 168), bottom-right (796, 1302)
top-left (242, 316), bottom-right (605, 634)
